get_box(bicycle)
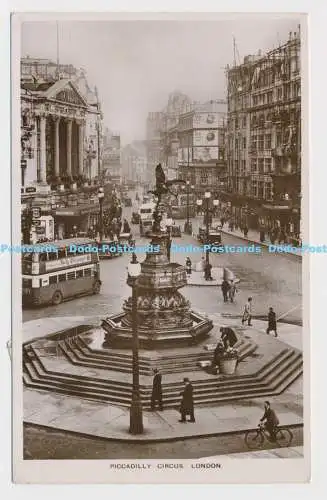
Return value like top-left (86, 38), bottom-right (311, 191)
top-left (245, 423), bottom-right (293, 450)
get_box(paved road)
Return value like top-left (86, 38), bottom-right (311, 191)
top-left (23, 211), bottom-right (302, 325)
top-left (23, 424), bottom-right (303, 460)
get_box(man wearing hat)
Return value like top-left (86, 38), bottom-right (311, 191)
top-left (151, 368), bottom-right (163, 411)
top-left (179, 377), bottom-right (195, 423)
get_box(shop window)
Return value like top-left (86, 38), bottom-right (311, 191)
top-left (84, 268), bottom-right (92, 277)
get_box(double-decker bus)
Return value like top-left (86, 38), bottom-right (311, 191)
top-left (22, 238), bottom-right (101, 307)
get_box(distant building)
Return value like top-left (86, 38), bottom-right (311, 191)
top-left (102, 129), bottom-right (122, 186)
top-left (226, 27), bottom-right (301, 239)
top-left (121, 140), bottom-right (147, 185)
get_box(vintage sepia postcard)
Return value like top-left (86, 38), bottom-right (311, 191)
top-left (11, 11), bottom-right (310, 484)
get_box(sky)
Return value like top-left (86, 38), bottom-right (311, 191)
top-left (21, 15), bottom-right (302, 145)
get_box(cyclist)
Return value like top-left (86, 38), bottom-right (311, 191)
top-left (260, 401), bottom-right (279, 442)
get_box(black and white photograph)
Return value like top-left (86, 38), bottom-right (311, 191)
top-left (11, 11), bottom-right (309, 484)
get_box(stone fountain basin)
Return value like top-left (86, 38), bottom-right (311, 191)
top-left (101, 310), bottom-right (213, 349)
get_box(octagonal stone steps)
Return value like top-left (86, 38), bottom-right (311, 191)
top-left (56, 336), bottom-right (256, 376)
top-left (23, 344), bottom-right (303, 409)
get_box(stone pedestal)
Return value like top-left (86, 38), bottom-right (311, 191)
top-left (102, 230), bottom-right (213, 349)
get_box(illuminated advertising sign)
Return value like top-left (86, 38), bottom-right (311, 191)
top-left (193, 130), bottom-right (218, 147)
top-left (193, 112), bottom-right (219, 129)
top-left (193, 147), bottom-right (219, 162)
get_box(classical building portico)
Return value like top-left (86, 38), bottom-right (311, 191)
top-left (21, 79), bottom-right (92, 188)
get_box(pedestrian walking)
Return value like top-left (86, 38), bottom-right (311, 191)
top-left (179, 378), bottom-right (195, 423)
top-left (266, 307), bottom-right (278, 337)
top-left (151, 368), bottom-right (163, 411)
top-left (228, 279), bottom-right (237, 302)
top-left (185, 257), bottom-right (192, 275)
top-left (204, 261), bottom-right (213, 281)
top-left (243, 225), bottom-right (249, 238)
top-left (242, 297), bottom-right (253, 326)
top-left (221, 278), bottom-right (230, 303)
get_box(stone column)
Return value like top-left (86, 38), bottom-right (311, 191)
top-left (39, 114), bottom-right (47, 183)
top-left (66, 119), bottom-right (72, 179)
top-left (54, 117), bottom-right (60, 179)
top-left (78, 120), bottom-right (85, 176)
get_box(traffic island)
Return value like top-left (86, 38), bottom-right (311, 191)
top-left (186, 267), bottom-right (240, 287)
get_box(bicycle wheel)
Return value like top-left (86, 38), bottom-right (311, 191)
top-left (275, 428), bottom-right (293, 447)
top-left (245, 429), bottom-right (264, 449)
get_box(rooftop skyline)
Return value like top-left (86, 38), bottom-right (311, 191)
top-left (21, 15), bottom-right (302, 144)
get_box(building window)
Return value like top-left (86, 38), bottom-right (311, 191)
top-left (200, 171), bottom-right (208, 184)
top-left (251, 180), bottom-right (258, 197)
top-left (253, 95), bottom-right (258, 106)
top-left (265, 158), bottom-right (272, 173)
top-left (276, 132), bottom-right (282, 146)
top-left (242, 116), bottom-right (247, 128)
top-left (277, 88), bottom-right (283, 100)
top-left (264, 182), bottom-right (273, 201)
top-left (251, 135), bottom-right (257, 151)
top-left (258, 158), bottom-right (264, 174)
top-left (258, 181), bottom-right (264, 199)
top-left (251, 159), bottom-right (257, 172)
top-left (258, 135), bottom-right (264, 151)
top-left (241, 159), bottom-right (246, 172)
top-left (267, 91), bottom-right (273, 104)
top-left (265, 134), bottom-right (272, 150)
top-left (243, 137), bottom-right (246, 149)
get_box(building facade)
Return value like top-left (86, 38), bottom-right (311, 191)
top-left (177, 100), bottom-right (227, 196)
top-left (102, 130), bottom-right (122, 186)
top-left (20, 58), bottom-right (105, 242)
top-left (226, 28), bottom-right (301, 239)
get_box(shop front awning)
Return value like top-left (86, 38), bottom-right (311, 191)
top-left (262, 204), bottom-right (293, 212)
top-left (55, 203), bottom-right (112, 217)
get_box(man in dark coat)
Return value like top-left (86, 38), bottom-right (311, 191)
top-left (151, 368), bottom-right (163, 411)
top-left (220, 327), bottom-right (238, 350)
top-left (260, 401), bottom-right (279, 441)
top-left (179, 378), bottom-right (195, 423)
top-left (266, 307), bottom-right (278, 337)
top-left (221, 279), bottom-right (230, 302)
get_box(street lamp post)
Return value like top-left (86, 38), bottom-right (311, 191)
top-left (127, 253), bottom-right (143, 435)
top-left (184, 180), bottom-right (194, 235)
top-left (204, 191), bottom-right (211, 267)
top-left (197, 193), bottom-right (219, 275)
top-left (97, 187), bottom-right (104, 241)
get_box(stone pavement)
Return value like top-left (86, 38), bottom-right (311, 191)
top-left (220, 226), bottom-right (302, 258)
top-left (23, 314), bottom-right (303, 443)
top-left (186, 267), bottom-right (241, 287)
top-left (202, 446), bottom-right (304, 459)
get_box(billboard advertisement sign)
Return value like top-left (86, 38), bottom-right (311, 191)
top-left (193, 147), bottom-right (219, 162)
top-left (193, 112), bottom-right (219, 129)
top-left (193, 129), bottom-right (218, 147)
